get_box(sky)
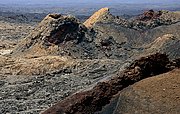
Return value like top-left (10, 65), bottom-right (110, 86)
top-left (1, 0), bottom-right (180, 4)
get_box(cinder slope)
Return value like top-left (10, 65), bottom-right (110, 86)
top-left (114, 68), bottom-right (180, 114)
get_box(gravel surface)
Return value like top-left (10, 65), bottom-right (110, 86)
top-left (0, 59), bottom-right (125, 114)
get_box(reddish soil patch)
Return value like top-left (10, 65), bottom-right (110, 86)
top-left (42, 53), bottom-right (180, 114)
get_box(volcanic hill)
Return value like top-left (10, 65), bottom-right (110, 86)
top-left (0, 7), bottom-right (180, 114)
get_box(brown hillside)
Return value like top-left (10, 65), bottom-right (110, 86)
top-left (114, 68), bottom-right (180, 114)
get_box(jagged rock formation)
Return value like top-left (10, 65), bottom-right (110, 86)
top-left (11, 9), bottom-right (180, 60)
top-left (87, 9), bottom-right (180, 31)
top-left (128, 10), bottom-right (180, 30)
top-left (0, 9), bottom-right (179, 77)
top-left (93, 10), bottom-right (180, 49)
top-left (10, 12), bottom-right (132, 60)
top-left (138, 10), bottom-right (163, 21)
top-left (13, 13), bottom-right (126, 59)
top-left (42, 53), bottom-right (180, 114)
top-left (83, 7), bottom-right (113, 28)
top-left (90, 9), bottom-right (180, 32)
top-left (13, 14), bottom-right (94, 58)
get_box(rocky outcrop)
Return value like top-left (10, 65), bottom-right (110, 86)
top-left (13, 14), bottom-right (92, 57)
top-left (83, 7), bottom-right (113, 28)
top-left (90, 9), bottom-right (180, 30)
top-left (42, 53), bottom-right (180, 114)
top-left (93, 9), bottom-right (180, 50)
top-left (11, 9), bottom-right (180, 59)
top-left (10, 12), bottom-right (134, 60)
top-left (138, 9), bottom-right (163, 21)
top-left (129, 10), bottom-right (180, 30)
top-left (12, 13), bottom-right (124, 59)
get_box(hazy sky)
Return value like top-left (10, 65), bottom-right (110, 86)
top-left (1, 0), bottom-right (180, 4)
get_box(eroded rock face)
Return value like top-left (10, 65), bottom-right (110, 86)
top-left (10, 12), bottom-right (134, 60)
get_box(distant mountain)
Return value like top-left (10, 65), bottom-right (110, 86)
top-left (1, 0), bottom-right (180, 5)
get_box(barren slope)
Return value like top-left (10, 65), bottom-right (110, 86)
top-left (114, 68), bottom-right (180, 114)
